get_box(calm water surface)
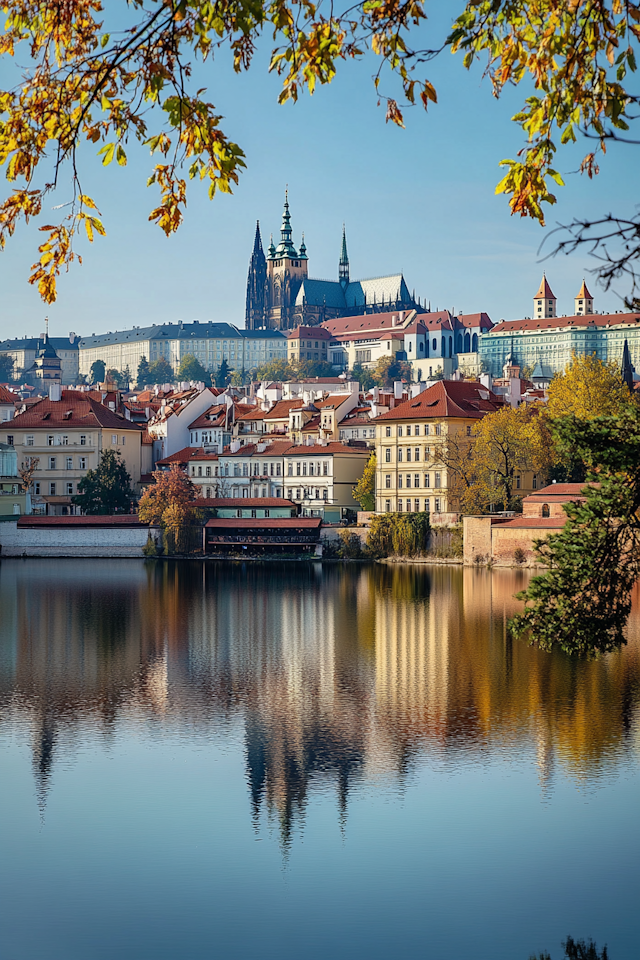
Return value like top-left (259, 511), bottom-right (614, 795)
top-left (0, 560), bottom-right (639, 960)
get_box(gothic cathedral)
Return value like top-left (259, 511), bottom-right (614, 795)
top-left (245, 193), bottom-right (420, 330)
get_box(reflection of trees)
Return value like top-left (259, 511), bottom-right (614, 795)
top-left (0, 560), bottom-right (639, 829)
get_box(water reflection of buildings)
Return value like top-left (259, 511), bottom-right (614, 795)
top-left (1, 560), bottom-right (639, 836)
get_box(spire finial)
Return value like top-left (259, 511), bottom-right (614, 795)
top-left (45, 316), bottom-right (49, 341)
top-left (339, 224), bottom-right (349, 286)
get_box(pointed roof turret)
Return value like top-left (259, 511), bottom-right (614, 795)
top-left (252, 220), bottom-right (264, 256)
top-left (274, 189), bottom-right (298, 258)
top-left (339, 224), bottom-right (349, 287)
top-left (534, 272), bottom-right (556, 300)
top-left (299, 232), bottom-right (308, 261)
top-left (576, 278), bottom-right (593, 300)
top-left (267, 233), bottom-right (276, 259)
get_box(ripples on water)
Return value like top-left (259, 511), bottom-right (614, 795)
top-left (0, 560), bottom-right (639, 960)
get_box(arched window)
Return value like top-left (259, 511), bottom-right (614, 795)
top-left (464, 332), bottom-right (470, 352)
top-left (419, 341), bottom-right (424, 352)
top-left (449, 336), bottom-right (453, 356)
top-left (441, 337), bottom-right (446, 356)
top-left (457, 334), bottom-right (463, 353)
top-left (472, 333), bottom-right (478, 352)
top-left (432, 338), bottom-right (437, 351)
top-left (542, 503), bottom-right (550, 517)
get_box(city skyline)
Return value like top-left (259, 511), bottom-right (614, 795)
top-left (1, 29), bottom-right (635, 341)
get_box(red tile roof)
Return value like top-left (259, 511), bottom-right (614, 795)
top-left (188, 404), bottom-right (227, 429)
top-left (155, 446), bottom-right (201, 466)
top-left (458, 312), bottom-right (494, 331)
top-left (17, 515), bottom-right (147, 528)
top-left (373, 380), bottom-right (502, 421)
top-left (235, 407), bottom-right (267, 421)
top-left (288, 326), bottom-right (333, 340)
top-left (10, 395), bottom-right (145, 431)
top-left (198, 498), bottom-right (296, 508)
top-left (285, 442), bottom-right (370, 455)
top-left (534, 274), bottom-right (555, 299)
top-left (0, 385), bottom-right (17, 404)
top-left (576, 280), bottom-right (593, 300)
top-left (205, 517), bottom-right (322, 529)
top-left (490, 312), bottom-right (640, 334)
top-left (496, 517), bottom-right (566, 529)
top-left (526, 483), bottom-right (597, 498)
top-left (263, 399), bottom-right (303, 420)
top-left (322, 310), bottom-right (416, 337)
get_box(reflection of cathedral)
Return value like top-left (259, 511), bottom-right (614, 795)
top-left (245, 193), bottom-right (420, 331)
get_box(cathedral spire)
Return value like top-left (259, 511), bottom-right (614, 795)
top-left (245, 220), bottom-right (267, 329)
top-left (339, 224), bottom-right (349, 287)
top-left (274, 188), bottom-right (298, 258)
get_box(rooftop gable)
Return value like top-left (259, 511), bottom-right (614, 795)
top-left (373, 379), bottom-right (502, 421)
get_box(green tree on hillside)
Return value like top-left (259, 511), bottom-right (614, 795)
top-left (352, 454), bottom-right (376, 512)
top-left (148, 357), bottom-right (174, 384)
top-left (215, 359), bottom-right (230, 388)
top-left (89, 360), bottom-right (106, 384)
top-left (137, 356), bottom-right (152, 387)
top-left (176, 353), bottom-right (212, 386)
top-left (72, 449), bottom-right (134, 515)
top-left (0, 354), bottom-right (14, 382)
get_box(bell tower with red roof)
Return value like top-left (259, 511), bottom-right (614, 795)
top-left (533, 273), bottom-right (556, 319)
top-left (574, 279), bottom-right (594, 316)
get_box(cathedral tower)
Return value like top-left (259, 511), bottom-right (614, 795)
top-left (534, 273), bottom-right (556, 319)
top-left (265, 191), bottom-right (308, 330)
top-left (245, 222), bottom-right (267, 329)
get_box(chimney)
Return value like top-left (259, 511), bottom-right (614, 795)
top-left (399, 311), bottom-right (404, 323)
top-left (394, 380), bottom-right (403, 400)
top-left (48, 383), bottom-right (61, 402)
top-left (230, 440), bottom-right (241, 453)
top-left (392, 315), bottom-right (397, 326)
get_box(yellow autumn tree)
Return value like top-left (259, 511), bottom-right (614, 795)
top-left (138, 463), bottom-right (199, 554)
top-left (352, 454), bottom-right (376, 511)
top-left (470, 406), bottom-right (552, 511)
top-left (2, 2), bottom-right (638, 301)
top-left (547, 353), bottom-right (633, 422)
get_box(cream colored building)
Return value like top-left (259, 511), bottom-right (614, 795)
top-left (374, 379), bottom-right (507, 517)
top-left (7, 391), bottom-right (144, 515)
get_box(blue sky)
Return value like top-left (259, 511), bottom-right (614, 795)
top-left (0, 5), bottom-right (636, 342)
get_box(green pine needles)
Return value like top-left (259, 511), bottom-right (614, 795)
top-left (510, 409), bottom-right (640, 657)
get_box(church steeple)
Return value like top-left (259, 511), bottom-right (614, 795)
top-left (245, 220), bottom-right (267, 329)
top-left (274, 189), bottom-right (298, 258)
top-left (339, 224), bottom-right (349, 287)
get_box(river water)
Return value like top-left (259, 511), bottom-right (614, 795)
top-left (0, 560), bottom-right (638, 960)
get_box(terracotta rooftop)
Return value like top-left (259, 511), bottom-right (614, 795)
top-left (0, 385), bottom-right (17, 404)
top-left (489, 312), bottom-right (640, 335)
top-left (263, 399), bottom-right (304, 420)
top-left (322, 311), bottom-right (416, 337)
top-left (155, 446), bottom-right (201, 466)
top-left (374, 380), bottom-right (502, 421)
top-left (17, 515), bottom-right (147, 528)
top-left (197, 498), bottom-right (296, 508)
top-left (205, 517), bottom-right (322, 529)
top-left (534, 274), bottom-right (556, 300)
top-left (576, 279), bottom-right (593, 300)
top-left (496, 517), bottom-right (566, 529)
top-left (10, 395), bottom-right (145, 431)
top-left (288, 326), bottom-right (333, 340)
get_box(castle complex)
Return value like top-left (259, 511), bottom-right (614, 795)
top-left (245, 193), bottom-right (420, 330)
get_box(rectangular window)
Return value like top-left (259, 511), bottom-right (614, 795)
top-left (79, 457), bottom-right (87, 470)
top-left (435, 472), bottom-right (441, 488)
top-left (47, 435), bottom-right (54, 446)
top-left (62, 435), bottom-right (68, 446)
top-left (414, 474), bottom-right (420, 488)
top-left (288, 463), bottom-right (293, 476)
top-left (6, 435), bottom-right (13, 447)
top-left (206, 466), bottom-right (211, 477)
top-left (406, 499), bottom-right (412, 512)
top-left (406, 448), bottom-right (412, 462)
top-left (434, 497), bottom-right (441, 513)
top-left (406, 474), bottom-right (411, 488)
top-left (323, 462), bottom-right (328, 476)
top-left (323, 489), bottom-right (328, 501)
top-left (398, 499), bottom-right (403, 512)
top-left (121, 436), bottom-right (126, 445)
top-left (48, 457), bottom-right (56, 470)
top-left (424, 473), bottom-right (430, 487)
top-left (385, 449), bottom-right (391, 463)
top-left (112, 435), bottom-right (117, 444)
top-left (467, 425), bottom-right (472, 436)
top-left (406, 425), bottom-right (411, 437)
top-left (424, 425), bottom-right (429, 436)
top-left (385, 426), bottom-right (391, 437)
top-left (287, 488), bottom-right (293, 499)
top-left (516, 475), bottom-right (521, 489)
top-left (435, 424), bottom-right (442, 436)
top-left (276, 464), bottom-right (281, 476)
top-left (49, 482), bottom-right (56, 495)
top-left (26, 435), bottom-right (34, 446)
top-left (80, 435), bottom-right (86, 446)
top-left (385, 500), bottom-right (391, 513)
top-left (398, 475), bottom-right (403, 488)
top-left (66, 457), bottom-right (73, 470)
top-left (414, 448), bottom-right (420, 461)
top-left (533, 475), bottom-right (537, 490)
top-left (66, 482), bottom-right (73, 496)
top-left (414, 499), bottom-right (420, 513)
top-left (424, 499), bottom-right (430, 512)
top-left (398, 448), bottom-right (403, 463)
top-left (385, 475), bottom-right (391, 489)
top-left (398, 427), bottom-right (403, 438)
top-left (34, 482), bottom-right (40, 495)
top-left (296, 463), bottom-right (301, 476)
